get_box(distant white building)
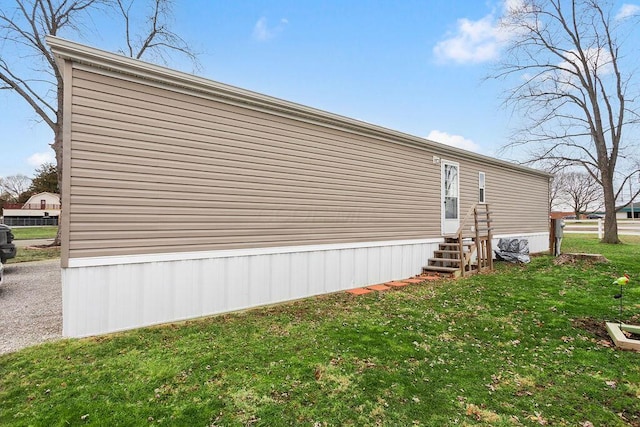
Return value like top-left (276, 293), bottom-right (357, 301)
top-left (617, 202), bottom-right (640, 220)
top-left (2, 192), bottom-right (60, 226)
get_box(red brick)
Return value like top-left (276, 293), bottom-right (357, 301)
top-left (346, 288), bottom-right (373, 295)
top-left (367, 284), bottom-right (391, 291)
top-left (386, 281), bottom-right (408, 287)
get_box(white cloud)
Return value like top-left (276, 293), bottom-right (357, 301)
top-left (427, 130), bottom-right (481, 153)
top-left (532, 47), bottom-right (615, 92)
top-left (616, 4), bottom-right (640, 20)
top-left (27, 151), bottom-right (55, 167)
top-left (503, 0), bottom-right (525, 12)
top-left (434, 16), bottom-right (502, 64)
top-left (252, 17), bottom-right (288, 42)
top-left (433, 0), bottom-right (525, 64)
top-left (564, 47), bottom-right (613, 75)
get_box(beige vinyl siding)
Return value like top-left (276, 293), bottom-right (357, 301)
top-left (456, 158), bottom-right (549, 234)
top-left (66, 65), bottom-right (549, 261)
top-left (68, 68), bottom-right (443, 259)
top-left (486, 170), bottom-right (549, 234)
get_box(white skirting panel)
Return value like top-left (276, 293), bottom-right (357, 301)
top-left (62, 239), bottom-right (442, 337)
top-left (61, 232), bottom-right (550, 337)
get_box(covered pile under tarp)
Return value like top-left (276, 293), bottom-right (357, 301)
top-left (494, 238), bottom-right (530, 263)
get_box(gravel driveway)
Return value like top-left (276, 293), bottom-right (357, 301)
top-left (0, 259), bottom-right (62, 355)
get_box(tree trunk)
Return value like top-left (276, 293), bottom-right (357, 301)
top-left (601, 171), bottom-right (620, 244)
top-left (51, 84), bottom-right (64, 247)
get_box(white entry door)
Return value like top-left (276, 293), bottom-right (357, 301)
top-left (442, 160), bottom-right (460, 235)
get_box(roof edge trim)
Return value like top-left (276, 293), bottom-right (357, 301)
top-left (46, 35), bottom-right (551, 178)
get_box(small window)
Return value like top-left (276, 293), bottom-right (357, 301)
top-left (478, 172), bottom-right (486, 203)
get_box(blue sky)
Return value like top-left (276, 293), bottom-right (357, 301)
top-left (1, 0), bottom-right (638, 180)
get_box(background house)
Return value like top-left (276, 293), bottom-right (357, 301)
top-left (617, 202), bottom-right (640, 219)
top-left (1, 192), bottom-right (60, 226)
top-left (550, 211), bottom-right (575, 219)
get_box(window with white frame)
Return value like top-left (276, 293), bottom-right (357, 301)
top-left (479, 172), bottom-right (486, 203)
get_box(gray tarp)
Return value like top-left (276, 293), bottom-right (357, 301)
top-left (494, 238), bottom-right (530, 263)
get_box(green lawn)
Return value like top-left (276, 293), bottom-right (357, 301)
top-left (10, 226), bottom-right (58, 240)
top-left (6, 226), bottom-right (60, 263)
top-left (1, 235), bottom-right (639, 426)
top-left (9, 246), bottom-right (61, 263)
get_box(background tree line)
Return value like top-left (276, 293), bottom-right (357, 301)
top-left (0, 163), bottom-right (59, 206)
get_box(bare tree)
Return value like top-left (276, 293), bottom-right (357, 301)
top-left (540, 161), bottom-right (565, 213)
top-left (115, 0), bottom-right (198, 65)
top-left (549, 173), bottom-right (562, 213)
top-left (0, 0), bottom-right (197, 244)
top-left (495, 0), bottom-right (640, 243)
top-left (554, 170), bottom-right (603, 217)
top-left (0, 174), bottom-right (32, 202)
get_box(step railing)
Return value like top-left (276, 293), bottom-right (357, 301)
top-left (454, 203), bottom-right (493, 277)
top-left (474, 204), bottom-right (493, 272)
top-left (454, 204), bottom-right (476, 277)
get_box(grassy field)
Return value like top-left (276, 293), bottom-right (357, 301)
top-left (10, 226), bottom-right (58, 240)
top-left (9, 246), bottom-right (61, 263)
top-left (1, 235), bottom-right (639, 425)
top-left (6, 226), bottom-right (60, 263)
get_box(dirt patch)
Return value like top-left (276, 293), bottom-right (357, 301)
top-left (554, 253), bottom-right (609, 265)
top-left (27, 244), bottom-right (57, 249)
top-left (580, 316), bottom-right (640, 351)
top-left (572, 317), bottom-right (613, 346)
top-left (620, 314), bottom-right (640, 341)
top-left (626, 313), bottom-right (640, 324)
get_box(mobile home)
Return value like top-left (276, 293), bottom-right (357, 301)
top-left (48, 37), bottom-right (550, 337)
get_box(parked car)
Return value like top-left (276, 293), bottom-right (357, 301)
top-left (563, 215), bottom-right (577, 220)
top-left (0, 224), bottom-right (17, 264)
top-left (586, 213), bottom-right (604, 219)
